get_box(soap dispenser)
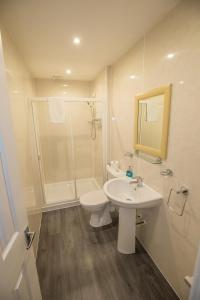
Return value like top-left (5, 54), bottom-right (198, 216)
top-left (126, 166), bottom-right (134, 178)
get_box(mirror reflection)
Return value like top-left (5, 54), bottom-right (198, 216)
top-left (134, 85), bottom-right (171, 159)
top-left (138, 95), bottom-right (164, 150)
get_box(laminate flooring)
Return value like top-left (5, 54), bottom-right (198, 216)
top-left (37, 206), bottom-right (179, 300)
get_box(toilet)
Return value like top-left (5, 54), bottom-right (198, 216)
top-left (80, 190), bottom-right (112, 227)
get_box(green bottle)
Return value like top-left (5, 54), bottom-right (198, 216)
top-left (126, 166), bottom-right (133, 178)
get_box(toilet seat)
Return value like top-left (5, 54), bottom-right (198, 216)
top-left (80, 190), bottom-right (108, 209)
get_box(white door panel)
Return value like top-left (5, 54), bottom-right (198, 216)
top-left (0, 32), bottom-right (42, 300)
top-left (13, 249), bottom-right (42, 300)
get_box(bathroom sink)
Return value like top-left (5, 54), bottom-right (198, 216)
top-left (103, 177), bottom-right (162, 254)
top-left (103, 177), bottom-right (162, 208)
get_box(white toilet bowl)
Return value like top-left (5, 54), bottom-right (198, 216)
top-left (80, 190), bottom-right (112, 227)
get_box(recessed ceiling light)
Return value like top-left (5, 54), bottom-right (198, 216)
top-left (166, 53), bottom-right (175, 59)
top-left (130, 75), bottom-right (136, 79)
top-left (63, 91), bottom-right (67, 95)
top-left (65, 69), bottom-right (71, 74)
top-left (63, 84), bottom-right (68, 87)
top-left (73, 37), bottom-right (81, 45)
top-left (179, 80), bottom-right (184, 85)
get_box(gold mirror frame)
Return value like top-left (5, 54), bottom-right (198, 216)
top-left (134, 85), bottom-right (171, 159)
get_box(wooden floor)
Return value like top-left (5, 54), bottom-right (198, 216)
top-left (37, 206), bottom-right (179, 300)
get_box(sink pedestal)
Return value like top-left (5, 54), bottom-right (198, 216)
top-left (118, 207), bottom-right (136, 254)
top-left (104, 177), bottom-right (162, 255)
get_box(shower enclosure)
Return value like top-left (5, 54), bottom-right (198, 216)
top-left (31, 97), bottom-right (106, 209)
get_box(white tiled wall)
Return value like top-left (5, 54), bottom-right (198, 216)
top-left (106, 0), bottom-right (200, 298)
top-left (1, 28), bottom-right (43, 255)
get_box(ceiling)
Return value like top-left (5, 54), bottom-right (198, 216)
top-left (0, 0), bottom-right (181, 81)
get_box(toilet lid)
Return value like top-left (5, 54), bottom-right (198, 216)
top-left (80, 190), bottom-right (109, 207)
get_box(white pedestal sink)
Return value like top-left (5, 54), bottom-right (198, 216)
top-left (103, 178), bottom-right (162, 254)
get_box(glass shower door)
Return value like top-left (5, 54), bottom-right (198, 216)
top-left (69, 101), bottom-right (104, 198)
top-left (33, 101), bottom-right (76, 205)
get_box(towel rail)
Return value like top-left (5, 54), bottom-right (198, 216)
top-left (167, 186), bottom-right (189, 216)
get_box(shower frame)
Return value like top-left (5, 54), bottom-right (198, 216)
top-left (30, 97), bottom-right (108, 211)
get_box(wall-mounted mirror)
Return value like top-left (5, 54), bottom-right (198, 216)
top-left (134, 85), bottom-right (171, 159)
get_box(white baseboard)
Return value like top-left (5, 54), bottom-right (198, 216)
top-left (137, 237), bottom-right (181, 299)
top-left (42, 200), bottom-right (80, 212)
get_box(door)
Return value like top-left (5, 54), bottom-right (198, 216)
top-left (0, 36), bottom-right (42, 299)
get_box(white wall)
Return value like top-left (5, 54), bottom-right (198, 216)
top-left (34, 78), bottom-right (90, 97)
top-left (103, 0), bottom-right (200, 299)
top-left (1, 28), bottom-right (43, 255)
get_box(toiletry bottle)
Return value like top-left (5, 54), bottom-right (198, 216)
top-left (126, 166), bottom-right (133, 178)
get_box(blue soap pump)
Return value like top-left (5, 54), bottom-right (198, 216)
top-left (126, 166), bottom-right (135, 178)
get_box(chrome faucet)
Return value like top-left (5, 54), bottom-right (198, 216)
top-left (129, 176), bottom-right (143, 187)
top-left (124, 151), bottom-right (134, 158)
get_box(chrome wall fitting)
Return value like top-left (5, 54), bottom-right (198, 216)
top-left (124, 151), bottom-right (134, 158)
top-left (160, 168), bottom-right (173, 176)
